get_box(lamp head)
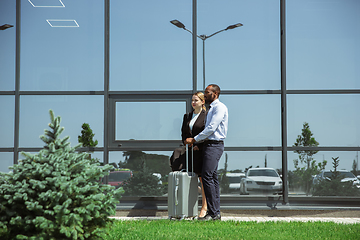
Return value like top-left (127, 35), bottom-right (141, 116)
top-left (0, 24), bottom-right (14, 30)
top-left (170, 20), bottom-right (185, 29)
top-left (226, 23), bottom-right (243, 30)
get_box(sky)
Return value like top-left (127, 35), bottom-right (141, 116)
top-left (0, 0), bottom-right (359, 173)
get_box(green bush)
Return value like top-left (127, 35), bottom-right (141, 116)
top-left (0, 110), bottom-right (123, 240)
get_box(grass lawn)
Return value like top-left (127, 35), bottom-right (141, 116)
top-left (101, 220), bottom-right (360, 240)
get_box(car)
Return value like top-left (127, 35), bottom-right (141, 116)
top-left (240, 168), bottom-right (283, 195)
top-left (104, 169), bottom-right (133, 188)
top-left (225, 173), bottom-right (245, 193)
top-left (313, 170), bottom-right (360, 188)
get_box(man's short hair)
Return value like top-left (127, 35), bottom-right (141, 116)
top-left (208, 84), bottom-right (221, 96)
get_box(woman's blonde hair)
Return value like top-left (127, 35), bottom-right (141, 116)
top-left (194, 91), bottom-right (206, 111)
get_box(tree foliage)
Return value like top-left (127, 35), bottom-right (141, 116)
top-left (292, 122), bottom-right (326, 195)
top-left (121, 162), bottom-right (165, 196)
top-left (119, 151), bottom-right (171, 178)
top-left (78, 123), bottom-right (98, 148)
top-left (0, 110), bottom-right (123, 239)
top-left (351, 159), bottom-right (358, 176)
top-left (312, 157), bottom-right (360, 196)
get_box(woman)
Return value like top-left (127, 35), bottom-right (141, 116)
top-left (181, 91), bottom-right (208, 218)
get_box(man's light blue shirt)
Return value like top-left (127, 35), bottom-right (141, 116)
top-left (194, 99), bottom-right (228, 142)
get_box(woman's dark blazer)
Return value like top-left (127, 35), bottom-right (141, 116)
top-left (180, 109), bottom-right (206, 175)
top-left (174, 110), bottom-right (206, 177)
top-left (181, 109), bottom-right (206, 144)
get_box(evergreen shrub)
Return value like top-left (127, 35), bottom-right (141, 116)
top-left (0, 110), bottom-right (123, 239)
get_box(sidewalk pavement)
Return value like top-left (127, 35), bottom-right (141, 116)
top-left (110, 216), bottom-right (360, 224)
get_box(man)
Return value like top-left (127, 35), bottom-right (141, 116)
top-left (185, 84), bottom-right (228, 221)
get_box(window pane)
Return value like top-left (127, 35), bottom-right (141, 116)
top-left (287, 0), bottom-right (360, 89)
top-left (116, 102), bottom-right (186, 140)
top-left (20, 0), bottom-right (104, 91)
top-left (0, 0), bottom-right (16, 91)
top-left (221, 151), bottom-right (282, 173)
top-left (288, 94), bottom-right (360, 147)
top-left (0, 96), bottom-right (15, 147)
top-left (0, 153), bottom-right (13, 173)
top-left (19, 95), bottom-right (104, 147)
top-left (221, 95), bottom-right (281, 147)
top-left (288, 151), bottom-right (360, 196)
top-left (89, 151), bottom-right (103, 163)
top-left (220, 151), bottom-right (282, 195)
top-left (110, 1), bottom-right (192, 91)
top-left (197, 0), bottom-right (280, 90)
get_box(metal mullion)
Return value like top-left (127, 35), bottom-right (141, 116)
top-left (288, 146), bottom-right (360, 151)
top-left (224, 146), bottom-right (360, 152)
top-left (288, 89), bottom-right (360, 94)
top-left (192, 0), bottom-right (197, 92)
top-left (15, 147), bottom-right (105, 153)
top-left (108, 90), bottom-right (193, 96)
top-left (224, 147), bottom-right (282, 151)
top-left (18, 91), bottom-right (104, 95)
top-left (104, 0), bottom-right (110, 167)
top-left (220, 90), bottom-right (281, 95)
top-left (0, 148), bottom-right (15, 152)
top-left (280, 0), bottom-right (288, 204)
top-left (14, 0), bottom-right (21, 164)
top-left (0, 91), bottom-right (15, 95)
top-left (112, 140), bottom-right (183, 151)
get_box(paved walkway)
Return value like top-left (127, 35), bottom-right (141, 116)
top-left (110, 216), bottom-right (360, 224)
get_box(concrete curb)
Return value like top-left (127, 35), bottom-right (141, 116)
top-left (109, 216), bottom-right (360, 224)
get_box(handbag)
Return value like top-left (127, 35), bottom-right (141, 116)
top-left (170, 145), bottom-right (203, 174)
top-left (169, 146), bottom-right (186, 172)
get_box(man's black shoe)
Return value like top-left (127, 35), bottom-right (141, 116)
top-left (212, 214), bottom-right (221, 221)
top-left (198, 213), bottom-right (221, 221)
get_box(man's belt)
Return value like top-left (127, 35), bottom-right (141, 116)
top-left (204, 140), bottom-right (224, 144)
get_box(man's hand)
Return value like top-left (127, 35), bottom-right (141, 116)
top-left (185, 138), bottom-right (195, 145)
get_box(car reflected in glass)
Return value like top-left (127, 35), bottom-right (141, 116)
top-left (313, 170), bottom-right (360, 188)
top-left (240, 168), bottom-right (282, 195)
top-left (103, 169), bottom-right (133, 189)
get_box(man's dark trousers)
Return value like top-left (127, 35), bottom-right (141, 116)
top-left (201, 142), bottom-right (224, 217)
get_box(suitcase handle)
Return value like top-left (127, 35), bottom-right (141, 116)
top-left (175, 185), bottom-right (178, 206)
top-left (185, 144), bottom-right (194, 176)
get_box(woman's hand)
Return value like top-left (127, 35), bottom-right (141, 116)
top-left (185, 138), bottom-right (195, 146)
top-left (193, 145), bottom-right (199, 151)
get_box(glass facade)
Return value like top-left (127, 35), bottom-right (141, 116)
top-left (0, 96), bottom-right (15, 147)
top-left (1, 0), bottom-right (359, 202)
top-left (110, 1), bottom-right (192, 91)
top-left (197, 0), bottom-right (280, 90)
top-left (20, 0), bottom-right (104, 91)
top-left (287, 0), bottom-right (360, 90)
top-left (19, 95), bottom-right (104, 147)
top-left (0, 153), bottom-right (13, 173)
top-left (115, 101), bottom-right (186, 141)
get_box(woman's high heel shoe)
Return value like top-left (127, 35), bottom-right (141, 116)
top-left (199, 209), bottom-right (207, 218)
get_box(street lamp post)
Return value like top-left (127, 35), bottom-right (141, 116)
top-left (170, 19), bottom-right (243, 89)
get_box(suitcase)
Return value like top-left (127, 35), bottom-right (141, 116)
top-left (168, 145), bottom-right (198, 220)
